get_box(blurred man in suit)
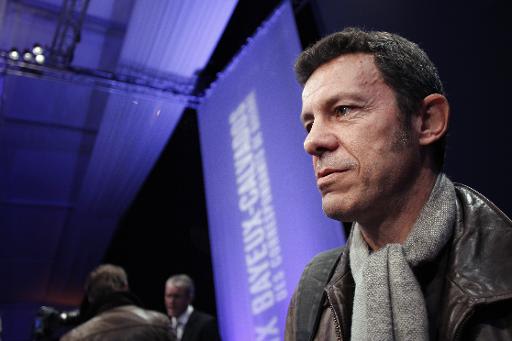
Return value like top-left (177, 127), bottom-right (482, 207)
top-left (164, 274), bottom-right (221, 341)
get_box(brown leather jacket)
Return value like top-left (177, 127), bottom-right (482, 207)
top-left (286, 184), bottom-right (512, 341)
top-left (61, 299), bottom-right (174, 341)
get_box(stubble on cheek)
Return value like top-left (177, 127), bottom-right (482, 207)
top-left (391, 124), bottom-right (412, 152)
top-left (390, 111), bottom-right (415, 152)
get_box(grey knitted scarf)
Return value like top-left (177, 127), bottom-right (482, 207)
top-left (349, 174), bottom-right (456, 341)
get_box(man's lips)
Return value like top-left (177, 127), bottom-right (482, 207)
top-left (316, 167), bottom-right (349, 179)
top-left (316, 166), bottom-right (353, 191)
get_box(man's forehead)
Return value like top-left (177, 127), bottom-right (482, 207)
top-left (307, 53), bottom-right (376, 81)
top-left (166, 291), bottom-right (185, 296)
top-left (301, 53), bottom-right (381, 101)
top-left (166, 283), bottom-right (185, 291)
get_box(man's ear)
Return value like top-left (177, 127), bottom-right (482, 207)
top-left (417, 94), bottom-right (450, 146)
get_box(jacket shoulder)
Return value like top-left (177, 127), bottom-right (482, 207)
top-left (189, 309), bottom-right (215, 322)
top-left (123, 305), bottom-right (170, 326)
top-left (60, 305), bottom-right (172, 341)
top-left (289, 247), bottom-right (345, 341)
top-left (454, 183), bottom-right (512, 229)
top-left (183, 310), bottom-right (220, 341)
top-left (303, 247), bottom-right (345, 280)
top-left (443, 184), bottom-right (512, 341)
top-left (452, 183), bottom-right (512, 298)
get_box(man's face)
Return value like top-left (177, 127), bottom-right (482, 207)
top-left (300, 53), bottom-right (421, 224)
top-left (164, 283), bottom-right (191, 318)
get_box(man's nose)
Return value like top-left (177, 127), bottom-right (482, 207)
top-left (303, 121), bottom-right (338, 156)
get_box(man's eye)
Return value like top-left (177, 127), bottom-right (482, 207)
top-left (304, 122), bottom-right (313, 133)
top-left (334, 106), bottom-right (351, 116)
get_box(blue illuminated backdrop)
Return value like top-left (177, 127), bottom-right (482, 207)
top-left (197, 2), bottom-right (345, 340)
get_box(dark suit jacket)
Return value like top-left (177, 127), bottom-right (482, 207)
top-left (181, 310), bottom-right (221, 341)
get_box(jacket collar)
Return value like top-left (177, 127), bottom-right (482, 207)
top-left (325, 245), bottom-right (353, 341)
top-left (439, 184), bottom-right (512, 340)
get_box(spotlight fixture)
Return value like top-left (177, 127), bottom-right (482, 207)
top-left (32, 43), bottom-right (44, 56)
top-left (22, 49), bottom-right (33, 62)
top-left (7, 48), bottom-right (20, 61)
top-left (35, 54), bottom-right (45, 65)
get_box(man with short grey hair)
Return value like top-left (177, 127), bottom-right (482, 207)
top-left (285, 27), bottom-right (512, 340)
top-left (164, 274), bottom-right (221, 341)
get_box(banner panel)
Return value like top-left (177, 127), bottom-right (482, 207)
top-left (197, 2), bottom-right (345, 340)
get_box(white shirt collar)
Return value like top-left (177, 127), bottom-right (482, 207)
top-left (175, 305), bottom-right (194, 326)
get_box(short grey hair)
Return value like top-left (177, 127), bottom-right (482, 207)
top-left (166, 274), bottom-right (195, 300)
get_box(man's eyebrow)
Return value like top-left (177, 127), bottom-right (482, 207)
top-left (300, 111), bottom-right (314, 125)
top-left (324, 92), bottom-right (367, 106)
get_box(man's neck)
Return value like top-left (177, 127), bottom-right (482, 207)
top-left (358, 170), bottom-right (439, 251)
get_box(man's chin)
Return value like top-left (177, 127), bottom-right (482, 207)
top-left (322, 199), bottom-right (353, 222)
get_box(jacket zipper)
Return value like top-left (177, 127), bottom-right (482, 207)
top-left (452, 309), bottom-right (474, 341)
top-left (326, 290), bottom-right (343, 341)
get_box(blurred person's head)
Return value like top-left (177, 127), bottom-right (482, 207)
top-left (164, 274), bottom-right (194, 318)
top-left (85, 264), bottom-right (129, 304)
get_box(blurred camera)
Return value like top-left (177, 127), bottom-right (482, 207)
top-left (33, 306), bottom-right (80, 341)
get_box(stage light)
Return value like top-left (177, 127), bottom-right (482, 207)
top-left (23, 49), bottom-right (33, 62)
top-left (35, 54), bottom-right (45, 64)
top-left (32, 44), bottom-right (44, 56)
top-left (7, 48), bottom-right (20, 61)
